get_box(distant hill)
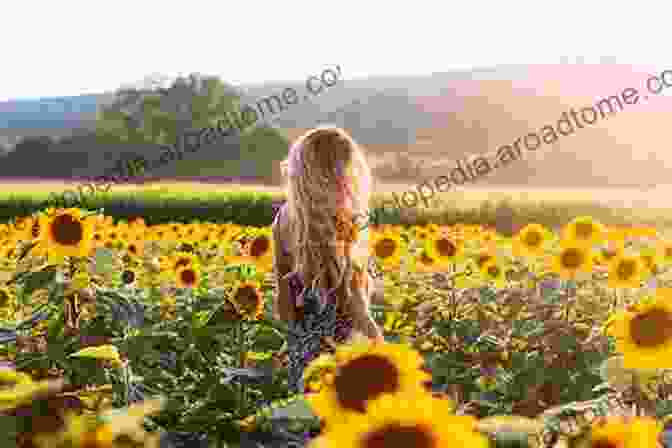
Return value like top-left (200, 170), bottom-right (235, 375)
top-left (2, 64), bottom-right (672, 189)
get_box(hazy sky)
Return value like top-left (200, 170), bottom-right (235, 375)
top-left (4, 1), bottom-right (672, 102)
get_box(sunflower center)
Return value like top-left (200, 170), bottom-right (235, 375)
top-left (362, 423), bottom-right (436, 448)
top-left (420, 252), bottom-right (434, 265)
top-left (250, 236), bottom-right (270, 258)
top-left (561, 249), bottom-right (583, 269)
top-left (50, 215), bottom-right (83, 246)
top-left (487, 265), bottom-right (500, 277)
top-left (477, 254), bottom-right (493, 268)
top-left (0, 291), bottom-right (8, 307)
top-left (31, 222), bottom-right (41, 239)
top-left (590, 437), bottom-right (621, 448)
top-left (630, 308), bottom-right (672, 348)
top-left (575, 222), bottom-right (594, 239)
top-left (523, 231), bottom-right (542, 247)
top-left (334, 354), bottom-right (400, 413)
top-left (616, 260), bottom-right (636, 280)
top-left (179, 269), bottom-right (197, 286)
top-left (121, 270), bottom-right (135, 284)
top-left (436, 239), bottom-right (456, 257)
top-left (375, 239), bottom-right (397, 259)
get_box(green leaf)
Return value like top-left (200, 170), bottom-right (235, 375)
top-left (269, 398), bottom-right (316, 421)
top-left (92, 248), bottom-right (115, 275)
top-left (19, 268), bottom-right (58, 296)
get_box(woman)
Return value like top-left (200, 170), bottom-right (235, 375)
top-left (272, 125), bottom-right (383, 394)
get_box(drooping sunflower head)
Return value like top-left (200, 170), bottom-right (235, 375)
top-left (606, 288), bottom-right (672, 369)
top-left (480, 259), bottom-right (507, 289)
top-left (231, 282), bottom-right (264, 320)
top-left (306, 341), bottom-right (431, 424)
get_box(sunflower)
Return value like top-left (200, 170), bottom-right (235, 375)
top-left (513, 223), bottom-right (549, 257)
top-left (305, 341), bottom-right (430, 425)
top-left (175, 265), bottom-right (201, 289)
top-left (562, 216), bottom-right (605, 247)
top-left (169, 251), bottom-right (199, 272)
top-left (247, 229), bottom-right (273, 273)
top-left (125, 237), bottom-right (145, 259)
top-left (607, 255), bottom-right (647, 289)
top-left (126, 216), bottom-right (146, 229)
top-left (473, 250), bottom-right (496, 271)
top-left (230, 282), bottom-right (264, 320)
top-left (314, 392), bottom-right (487, 448)
top-left (370, 231), bottom-right (403, 269)
top-left (413, 226), bottom-right (432, 242)
top-left (588, 416), bottom-right (630, 448)
top-left (605, 288), bottom-right (672, 369)
top-left (38, 208), bottom-right (93, 260)
top-left (90, 229), bottom-right (106, 249)
top-left (11, 215), bottom-right (35, 241)
top-left (410, 250), bottom-right (439, 273)
top-left (639, 248), bottom-right (661, 276)
top-left (424, 234), bottom-right (464, 267)
top-left (180, 223), bottom-right (204, 243)
top-left (194, 229), bottom-right (218, 250)
top-left (657, 239), bottom-right (672, 266)
top-left (626, 416), bottom-right (663, 448)
top-left (160, 295), bottom-right (176, 320)
top-left (480, 259), bottom-right (507, 289)
top-left (552, 245), bottom-right (593, 280)
top-left (605, 226), bottom-right (628, 245)
top-left (628, 226), bottom-right (659, 239)
top-left (595, 243), bottom-right (624, 267)
top-left (120, 269), bottom-right (138, 286)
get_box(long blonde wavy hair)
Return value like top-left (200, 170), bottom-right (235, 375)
top-left (280, 125), bottom-right (372, 311)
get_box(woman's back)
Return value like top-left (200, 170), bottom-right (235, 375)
top-left (272, 125), bottom-right (383, 393)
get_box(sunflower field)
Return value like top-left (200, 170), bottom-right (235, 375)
top-left (2, 207), bottom-right (672, 447)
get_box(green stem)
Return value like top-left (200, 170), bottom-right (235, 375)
top-left (237, 321), bottom-right (247, 416)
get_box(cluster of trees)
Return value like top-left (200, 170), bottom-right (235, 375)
top-left (0, 73), bottom-right (291, 184)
